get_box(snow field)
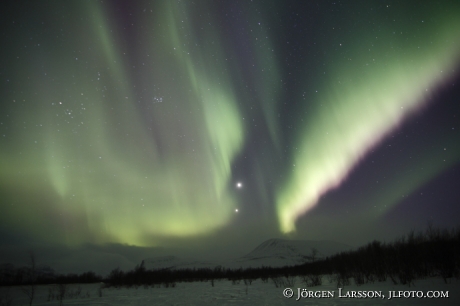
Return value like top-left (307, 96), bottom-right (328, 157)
top-left (0, 275), bottom-right (458, 305)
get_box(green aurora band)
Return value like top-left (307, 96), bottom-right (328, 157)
top-left (1, 1), bottom-right (460, 246)
top-left (1, 1), bottom-right (244, 246)
top-left (276, 5), bottom-right (460, 232)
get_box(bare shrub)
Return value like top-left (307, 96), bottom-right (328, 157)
top-left (270, 276), bottom-right (284, 288)
top-left (284, 275), bottom-right (296, 287)
top-left (243, 278), bottom-right (253, 286)
top-left (21, 251), bottom-right (37, 306)
top-left (57, 283), bottom-right (67, 306)
top-left (302, 274), bottom-right (322, 287)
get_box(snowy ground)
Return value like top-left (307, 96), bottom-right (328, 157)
top-left (1, 276), bottom-right (458, 305)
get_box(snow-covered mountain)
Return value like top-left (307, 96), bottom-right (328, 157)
top-left (143, 255), bottom-right (217, 271)
top-left (236, 238), bottom-right (352, 267)
top-left (49, 250), bottom-right (136, 276)
top-left (0, 239), bottom-right (353, 277)
top-left (143, 238), bottom-right (352, 271)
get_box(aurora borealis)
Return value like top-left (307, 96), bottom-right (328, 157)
top-left (1, 0), bottom-right (460, 257)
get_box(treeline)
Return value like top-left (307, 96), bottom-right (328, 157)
top-left (0, 265), bottom-right (102, 286)
top-left (319, 225), bottom-right (460, 287)
top-left (1, 225), bottom-right (458, 288)
top-left (105, 262), bottom-right (282, 288)
top-left (103, 225), bottom-right (460, 288)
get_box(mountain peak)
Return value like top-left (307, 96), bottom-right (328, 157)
top-left (240, 238), bottom-right (352, 267)
top-left (140, 238), bottom-right (352, 271)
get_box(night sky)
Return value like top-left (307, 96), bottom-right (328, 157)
top-left (1, 0), bottom-right (460, 260)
